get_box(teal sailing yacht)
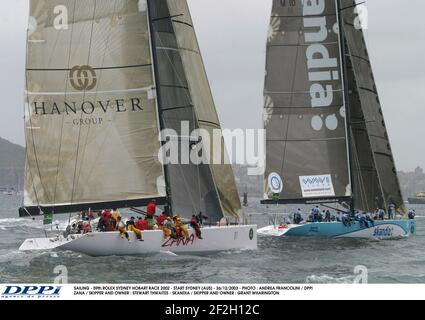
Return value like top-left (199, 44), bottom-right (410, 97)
top-left (19, 0), bottom-right (257, 255)
top-left (257, 0), bottom-right (416, 238)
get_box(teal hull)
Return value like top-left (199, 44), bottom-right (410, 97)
top-left (285, 220), bottom-right (416, 238)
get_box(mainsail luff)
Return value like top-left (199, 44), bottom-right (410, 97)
top-left (340, 0), bottom-right (404, 213)
top-left (22, 0), bottom-right (166, 215)
top-left (263, 0), bottom-right (351, 203)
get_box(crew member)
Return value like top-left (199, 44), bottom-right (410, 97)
top-left (174, 216), bottom-right (189, 240)
top-left (157, 212), bottom-right (171, 237)
top-left (116, 216), bottom-right (130, 242)
top-left (127, 217), bottom-right (143, 241)
top-left (191, 215), bottom-right (203, 239)
top-left (325, 210), bottom-right (331, 223)
top-left (136, 217), bottom-right (149, 231)
top-left (408, 209), bottom-right (416, 220)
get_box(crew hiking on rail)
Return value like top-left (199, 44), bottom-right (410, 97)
top-left (73, 202), bottom-right (205, 242)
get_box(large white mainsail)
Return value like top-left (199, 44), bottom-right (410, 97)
top-left (22, 0), bottom-right (166, 215)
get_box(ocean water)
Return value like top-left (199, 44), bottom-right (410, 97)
top-left (1, 194), bottom-right (424, 284)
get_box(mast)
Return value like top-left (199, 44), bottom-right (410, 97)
top-left (146, 0), bottom-right (173, 215)
top-left (336, 0), bottom-right (356, 214)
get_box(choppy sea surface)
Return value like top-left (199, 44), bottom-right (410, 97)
top-left (1, 194), bottom-right (424, 284)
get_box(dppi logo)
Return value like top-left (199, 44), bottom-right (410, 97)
top-left (70, 65), bottom-right (97, 91)
top-left (2, 286), bottom-right (62, 298)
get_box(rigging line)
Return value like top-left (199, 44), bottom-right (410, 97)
top-left (339, 1), bottom-right (366, 12)
top-left (27, 64), bottom-right (152, 72)
top-left (152, 14), bottom-right (184, 22)
top-left (22, 25), bottom-right (40, 208)
top-left (69, 0), bottom-right (98, 207)
top-left (25, 50), bottom-right (51, 206)
top-left (73, 0), bottom-right (119, 197)
top-left (52, 0), bottom-right (78, 212)
top-left (278, 25), bottom-right (301, 178)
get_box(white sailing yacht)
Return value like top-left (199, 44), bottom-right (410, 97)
top-left (19, 0), bottom-right (257, 255)
top-left (257, 0), bottom-right (416, 239)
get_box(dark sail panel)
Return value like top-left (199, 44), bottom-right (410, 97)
top-left (341, 0), bottom-right (404, 212)
top-left (148, 0), bottom-right (242, 222)
top-left (264, 0), bottom-right (351, 202)
top-left (166, 0), bottom-right (244, 222)
top-left (346, 55), bottom-right (384, 212)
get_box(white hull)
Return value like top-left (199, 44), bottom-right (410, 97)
top-left (161, 225), bottom-right (257, 253)
top-left (19, 225), bottom-right (257, 256)
top-left (60, 230), bottom-right (164, 256)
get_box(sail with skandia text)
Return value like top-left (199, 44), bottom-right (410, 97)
top-left (263, 0), bottom-right (352, 204)
top-left (21, 0), bottom-right (166, 216)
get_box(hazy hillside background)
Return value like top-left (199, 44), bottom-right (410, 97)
top-left (0, 136), bottom-right (424, 200)
top-left (0, 137), bottom-right (25, 190)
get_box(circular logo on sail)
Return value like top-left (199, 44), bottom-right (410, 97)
top-left (268, 172), bottom-right (283, 194)
top-left (70, 65), bottom-right (97, 91)
top-left (249, 228), bottom-right (254, 240)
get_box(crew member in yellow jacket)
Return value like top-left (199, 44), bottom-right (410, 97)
top-left (174, 216), bottom-right (190, 240)
top-left (116, 216), bottom-right (130, 242)
top-left (126, 217), bottom-right (143, 242)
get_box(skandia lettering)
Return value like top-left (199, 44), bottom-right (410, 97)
top-left (373, 227), bottom-right (394, 238)
top-left (303, 0), bottom-right (340, 108)
top-left (31, 98), bottom-right (144, 116)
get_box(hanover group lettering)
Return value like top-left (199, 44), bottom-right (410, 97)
top-left (32, 98), bottom-right (144, 116)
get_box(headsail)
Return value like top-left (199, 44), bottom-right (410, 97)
top-left (340, 0), bottom-right (404, 213)
top-left (22, 0), bottom-right (166, 216)
top-left (263, 0), bottom-right (351, 204)
top-left (148, 0), bottom-right (243, 222)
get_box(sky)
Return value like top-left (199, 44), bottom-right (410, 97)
top-left (0, 0), bottom-right (424, 172)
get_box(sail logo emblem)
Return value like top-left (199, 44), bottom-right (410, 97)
top-left (69, 65), bottom-right (97, 91)
top-left (268, 172), bottom-right (283, 194)
top-left (299, 174), bottom-right (335, 198)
